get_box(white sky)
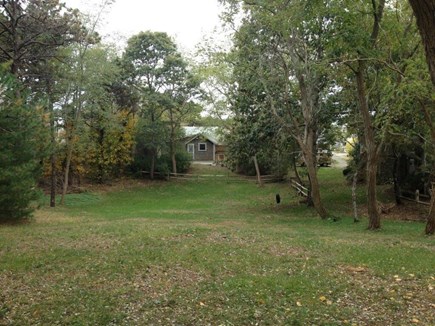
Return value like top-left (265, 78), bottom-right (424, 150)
top-left (64, 0), bottom-right (224, 53)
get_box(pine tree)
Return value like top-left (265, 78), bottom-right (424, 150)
top-left (0, 67), bottom-right (46, 221)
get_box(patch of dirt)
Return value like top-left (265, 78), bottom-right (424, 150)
top-left (382, 201), bottom-right (428, 221)
top-left (334, 265), bottom-right (435, 326)
top-left (84, 178), bottom-right (162, 194)
top-left (351, 201), bottom-right (428, 222)
top-left (41, 178), bottom-right (163, 196)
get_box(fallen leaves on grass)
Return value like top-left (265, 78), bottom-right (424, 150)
top-left (334, 267), bottom-right (435, 325)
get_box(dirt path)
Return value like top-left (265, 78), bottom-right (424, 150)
top-left (332, 152), bottom-right (348, 169)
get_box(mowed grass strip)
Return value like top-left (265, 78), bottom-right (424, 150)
top-left (0, 169), bottom-right (434, 325)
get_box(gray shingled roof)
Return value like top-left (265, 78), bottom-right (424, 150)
top-left (183, 126), bottom-right (225, 145)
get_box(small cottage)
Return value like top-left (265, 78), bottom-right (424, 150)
top-left (183, 127), bottom-right (226, 163)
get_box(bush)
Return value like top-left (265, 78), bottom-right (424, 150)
top-left (174, 151), bottom-right (192, 173)
top-left (130, 149), bottom-right (191, 178)
top-left (157, 151), bottom-right (192, 174)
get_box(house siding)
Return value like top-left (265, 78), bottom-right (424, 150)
top-left (186, 139), bottom-right (214, 161)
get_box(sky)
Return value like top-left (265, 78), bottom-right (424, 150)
top-left (64, 0), bottom-right (224, 53)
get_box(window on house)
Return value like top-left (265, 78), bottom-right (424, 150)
top-left (198, 143), bottom-right (207, 151)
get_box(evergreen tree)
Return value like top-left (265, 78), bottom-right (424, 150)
top-left (0, 66), bottom-right (47, 221)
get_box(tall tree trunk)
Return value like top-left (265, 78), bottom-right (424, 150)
top-left (352, 171), bottom-right (359, 223)
top-left (408, 0), bottom-right (435, 86)
top-left (253, 154), bottom-right (263, 187)
top-left (392, 153), bottom-right (402, 205)
top-left (297, 71), bottom-right (328, 219)
top-left (47, 82), bottom-right (56, 208)
top-left (60, 143), bottom-right (73, 205)
top-left (426, 180), bottom-right (435, 235)
top-left (292, 155), bottom-right (303, 185)
top-left (409, 0), bottom-right (435, 235)
top-left (170, 135), bottom-right (177, 175)
top-left (306, 161), bottom-right (327, 218)
top-left (50, 133), bottom-right (56, 207)
top-left (169, 110), bottom-right (177, 174)
top-left (60, 92), bottom-right (82, 205)
top-left (348, 0), bottom-right (385, 229)
top-left (356, 61), bottom-right (381, 229)
top-left (420, 100), bottom-right (435, 234)
top-left (150, 150), bottom-right (156, 180)
top-left (97, 129), bottom-right (105, 183)
top-left (171, 149), bottom-right (177, 175)
top-left (298, 130), bottom-right (328, 219)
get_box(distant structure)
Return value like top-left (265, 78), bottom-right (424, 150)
top-left (182, 126), bottom-right (226, 163)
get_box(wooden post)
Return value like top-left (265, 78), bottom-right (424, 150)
top-left (253, 155), bottom-right (263, 187)
top-left (352, 171), bottom-right (359, 222)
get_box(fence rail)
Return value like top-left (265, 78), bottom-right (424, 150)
top-left (289, 178), bottom-right (309, 197)
top-left (400, 189), bottom-right (431, 206)
top-left (140, 171), bottom-right (283, 183)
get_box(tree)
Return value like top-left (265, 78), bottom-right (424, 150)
top-left (122, 31), bottom-right (173, 178)
top-left (0, 0), bottom-right (81, 79)
top-left (408, 0), bottom-right (435, 235)
top-left (78, 46), bottom-right (136, 183)
top-left (222, 0), bottom-right (336, 218)
top-left (408, 0), bottom-right (435, 86)
top-left (334, 0), bottom-right (432, 230)
top-left (225, 104), bottom-right (294, 181)
top-left (0, 65), bottom-right (47, 221)
top-left (193, 34), bottom-right (234, 125)
top-left (330, 0), bottom-right (392, 229)
top-left (0, 0), bottom-right (82, 207)
top-left (318, 0), bottom-right (435, 232)
top-left (163, 54), bottom-right (201, 174)
top-left (58, 2), bottom-right (112, 204)
top-left (355, 0), bottom-right (386, 230)
top-left (123, 31), bottom-right (199, 176)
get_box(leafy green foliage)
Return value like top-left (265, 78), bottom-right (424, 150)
top-left (51, 45), bottom-right (135, 185)
top-left (122, 31), bottom-right (201, 174)
top-left (85, 110), bottom-right (137, 182)
top-left (0, 0), bottom-right (82, 79)
top-left (131, 139), bottom-right (191, 176)
top-left (0, 68), bottom-right (47, 221)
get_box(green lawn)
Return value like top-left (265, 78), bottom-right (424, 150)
top-left (0, 168), bottom-right (434, 325)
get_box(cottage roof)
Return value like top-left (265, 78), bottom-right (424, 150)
top-left (183, 126), bottom-right (225, 145)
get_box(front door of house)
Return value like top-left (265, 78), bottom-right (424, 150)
top-left (187, 143), bottom-right (195, 160)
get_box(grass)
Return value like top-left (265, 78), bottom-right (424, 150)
top-left (0, 167), bottom-right (434, 325)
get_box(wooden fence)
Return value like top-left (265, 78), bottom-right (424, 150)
top-left (140, 171), bottom-right (283, 184)
top-left (400, 189), bottom-right (431, 206)
top-left (289, 178), bottom-right (309, 197)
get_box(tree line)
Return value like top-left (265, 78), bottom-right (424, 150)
top-left (217, 0), bottom-right (435, 234)
top-left (1, 0), bottom-right (434, 236)
top-left (0, 0), bottom-right (204, 220)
